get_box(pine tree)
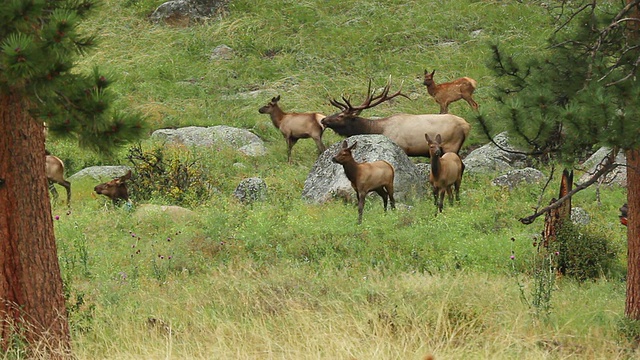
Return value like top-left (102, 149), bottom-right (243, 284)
top-left (480, 1), bottom-right (640, 319)
top-left (0, 1), bottom-right (146, 356)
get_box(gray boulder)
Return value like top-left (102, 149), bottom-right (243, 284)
top-left (69, 166), bottom-right (132, 182)
top-left (577, 147), bottom-right (627, 187)
top-left (464, 132), bottom-right (527, 174)
top-left (210, 44), bottom-right (234, 60)
top-left (491, 167), bottom-right (545, 189)
top-left (571, 207), bottom-right (591, 226)
top-left (234, 177), bottom-right (268, 204)
top-left (150, 0), bottom-right (228, 25)
top-left (151, 126), bottom-right (267, 156)
top-left (302, 135), bottom-right (427, 204)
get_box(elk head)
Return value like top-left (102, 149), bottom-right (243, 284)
top-left (94, 170), bottom-right (132, 203)
top-left (321, 78), bottom-right (409, 132)
top-left (258, 95), bottom-right (281, 114)
top-left (423, 69), bottom-right (436, 86)
top-left (332, 140), bottom-right (357, 164)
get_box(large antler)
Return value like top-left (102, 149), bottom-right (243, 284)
top-left (329, 77), bottom-right (409, 113)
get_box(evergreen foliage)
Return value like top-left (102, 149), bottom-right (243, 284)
top-left (479, 1), bottom-right (640, 164)
top-left (0, 0), bottom-right (147, 153)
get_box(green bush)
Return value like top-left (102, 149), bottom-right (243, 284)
top-left (126, 144), bottom-right (213, 207)
top-left (552, 222), bottom-right (617, 281)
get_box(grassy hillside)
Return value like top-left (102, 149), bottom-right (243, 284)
top-left (36, 1), bottom-right (634, 359)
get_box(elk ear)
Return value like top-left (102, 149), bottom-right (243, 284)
top-left (349, 141), bottom-right (357, 150)
top-left (431, 70), bottom-right (436, 76)
top-left (274, 95), bottom-right (281, 102)
top-left (425, 133), bottom-right (432, 143)
top-left (424, 69), bottom-right (428, 75)
top-left (121, 170), bottom-right (132, 181)
top-left (341, 140), bottom-right (349, 149)
top-left (435, 134), bottom-right (442, 143)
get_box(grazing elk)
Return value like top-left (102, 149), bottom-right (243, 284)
top-left (94, 170), bottom-right (132, 205)
top-left (332, 140), bottom-right (395, 224)
top-left (45, 155), bottom-right (71, 206)
top-left (321, 78), bottom-right (470, 157)
top-left (258, 95), bottom-right (326, 163)
top-left (620, 203), bottom-right (628, 227)
top-left (425, 133), bottom-right (464, 213)
top-left (423, 69), bottom-right (478, 114)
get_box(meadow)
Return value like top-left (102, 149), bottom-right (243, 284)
top-left (40, 0), bottom-right (633, 359)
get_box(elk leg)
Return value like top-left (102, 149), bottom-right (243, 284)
top-left (62, 180), bottom-right (71, 206)
top-left (454, 179), bottom-right (461, 202)
top-left (49, 181), bottom-right (59, 202)
top-left (375, 188), bottom-right (388, 211)
top-left (357, 192), bottom-right (366, 224)
top-left (314, 137), bottom-right (326, 155)
top-left (439, 102), bottom-right (448, 114)
top-left (465, 96), bottom-right (479, 111)
top-left (386, 185), bottom-right (395, 210)
top-left (286, 137), bottom-right (298, 164)
top-left (446, 186), bottom-right (454, 205)
top-left (432, 186), bottom-right (438, 205)
top-left (438, 190), bottom-right (445, 213)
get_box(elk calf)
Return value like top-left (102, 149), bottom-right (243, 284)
top-left (426, 134), bottom-right (464, 213)
top-left (423, 69), bottom-right (478, 114)
top-left (259, 95), bottom-right (326, 163)
top-left (45, 155), bottom-right (71, 205)
top-left (332, 140), bottom-right (395, 224)
top-left (94, 170), bottom-right (132, 204)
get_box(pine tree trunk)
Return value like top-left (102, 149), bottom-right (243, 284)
top-left (0, 92), bottom-right (71, 356)
top-left (626, 149), bottom-right (640, 319)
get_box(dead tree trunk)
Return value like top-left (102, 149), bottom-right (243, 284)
top-left (542, 169), bottom-right (573, 250)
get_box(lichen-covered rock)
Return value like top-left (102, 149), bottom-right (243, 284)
top-left (577, 147), bottom-right (626, 187)
top-left (234, 177), bottom-right (267, 204)
top-left (302, 135), bottom-right (427, 204)
top-left (491, 167), bottom-right (545, 189)
top-left (464, 132), bottom-right (527, 174)
top-left (69, 166), bottom-right (132, 182)
top-left (150, 0), bottom-right (228, 25)
top-left (151, 126), bottom-right (266, 156)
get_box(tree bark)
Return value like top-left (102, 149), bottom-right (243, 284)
top-left (626, 149), bottom-right (640, 319)
top-left (0, 91), bottom-right (71, 356)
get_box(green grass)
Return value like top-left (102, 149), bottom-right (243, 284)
top-left (41, 0), bottom-right (636, 358)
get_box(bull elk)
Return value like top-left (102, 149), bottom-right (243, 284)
top-left (46, 155), bottom-right (71, 206)
top-left (426, 134), bottom-right (464, 213)
top-left (423, 69), bottom-right (478, 114)
top-left (332, 140), bottom-right (395, 224)
top-left (321, 78), bottom-right (470, 157)
top-left (258, 95), bottom-right (326, 163)
top-left (94, 170), bottom-right (132, 205)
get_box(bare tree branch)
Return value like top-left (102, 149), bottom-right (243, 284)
top-left (519, 150), bottom-right (619, 224)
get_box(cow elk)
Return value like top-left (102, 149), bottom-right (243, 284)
top-left (46, 155), bottom-right (71, 206)
top-left (322, 78), bottom-right (470, 158)
top-left (259, 95), bottom-right (326, 163)
top-left (423, 69), bottom-right (478, 114)
top-left (332, 140), bottom-right (395, 224)
top-left (94, 170), bottom-right (132, 204)
top-left (425, 133), bottom-right (464, 213)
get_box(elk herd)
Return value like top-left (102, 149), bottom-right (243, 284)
top-left (47, 70), bottom-right (480, 224)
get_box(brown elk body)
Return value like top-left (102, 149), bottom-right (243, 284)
top-left (332, 140), bottom-right (395, 224)
top-left (423, 69), bottom-right (478, 114)
top-left (45, 155), bottom-right (71, 205)
top-left (259, 95), bottom-right (326, 163)
top-left (321, 79), bottom-right (470, 157)
top-left (94, 170), bottom-right (132, 204)
top-left (426, 134), bottom-right (464, 213)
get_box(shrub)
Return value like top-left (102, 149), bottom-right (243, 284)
top-left (552, 222), bottom-right (617, 281)
top-left (126, 144), bottom-right (213, 207)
